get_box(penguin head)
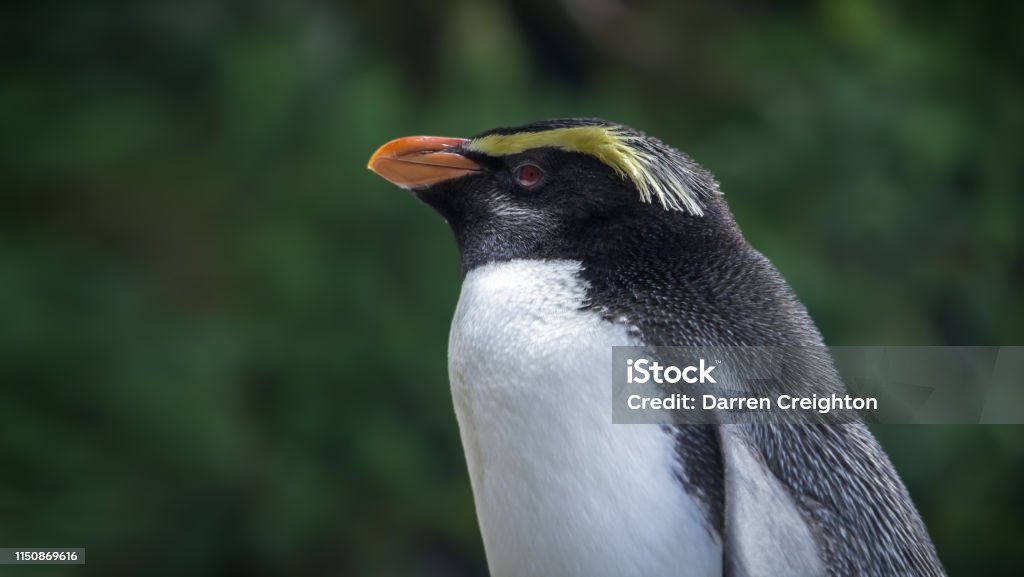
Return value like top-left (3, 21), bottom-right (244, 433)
top-left (368, 118), bottom-right (735, 271)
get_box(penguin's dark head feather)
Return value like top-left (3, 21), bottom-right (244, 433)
top-left (368, 118), bottom-right (737, 272)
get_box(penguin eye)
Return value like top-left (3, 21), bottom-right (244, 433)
top-left (512, 163), bottom-right (545, 188)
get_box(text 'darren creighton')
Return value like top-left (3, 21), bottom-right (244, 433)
top-left (611, 346), bottom-right (1024, 425)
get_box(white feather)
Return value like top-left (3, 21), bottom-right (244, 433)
top-left (448, 259), bottom-right (721, 577)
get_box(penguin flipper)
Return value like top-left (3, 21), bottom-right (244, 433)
top-left (719, 425), bottom-right (826, 577)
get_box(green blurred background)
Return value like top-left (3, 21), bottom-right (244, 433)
top-left (2, 0), bottom-right (1022, 575)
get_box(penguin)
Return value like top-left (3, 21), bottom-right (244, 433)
top-left (367, 118), bottom-right (945, 577)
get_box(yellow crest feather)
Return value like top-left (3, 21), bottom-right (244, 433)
top-left (466, 125), bottom-right (709, 215)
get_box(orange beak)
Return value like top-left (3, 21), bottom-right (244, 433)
top-left (367, 136), bottom-right (480, 189)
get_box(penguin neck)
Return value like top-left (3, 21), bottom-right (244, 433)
top-left (573, 206), bottom-right (827, 349)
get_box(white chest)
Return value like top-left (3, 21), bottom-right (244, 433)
top-left (448, 259), bottom-right (721, 577)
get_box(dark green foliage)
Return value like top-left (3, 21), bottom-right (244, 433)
top-left (1, 1), bottom-right (1021, 575)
